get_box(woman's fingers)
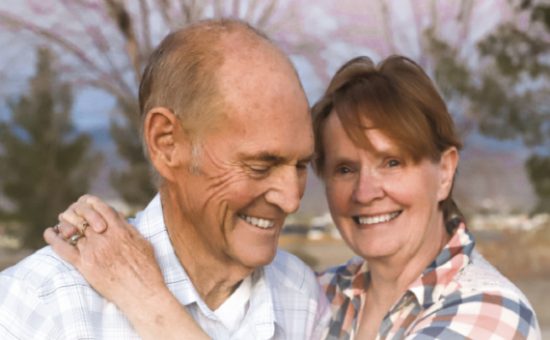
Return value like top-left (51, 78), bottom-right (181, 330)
top-left (71, 196), bottom-right (108, 233)
top-left (79, 195), bottom-right (122, 233)
top-left (43, 226), bottom-right (81, 267)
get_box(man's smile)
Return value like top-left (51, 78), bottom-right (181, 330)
top-left (238, 213), bottom-right (275, 229)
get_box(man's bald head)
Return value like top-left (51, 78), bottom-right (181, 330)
top-left (139, 19), bottom-right (300, 140)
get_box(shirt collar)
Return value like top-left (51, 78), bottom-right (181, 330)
top-left (335, 257), bottom-right (370, 301)
top-left (334, 219), bottom-right (475, 306)
top-left (133, 194), bottom-right (278, 337)
top-left (248, 267), bottom-right (277, 339)
top-left (407, 220), bottom-right (475, 309)
top-left (132, 194), bottom-right (202, 308)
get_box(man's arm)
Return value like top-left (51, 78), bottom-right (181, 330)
top-left (44, 195), bottom-right (210, 340)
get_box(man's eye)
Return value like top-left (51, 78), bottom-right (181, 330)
top-left (249, 165), bottom-right (270, 174)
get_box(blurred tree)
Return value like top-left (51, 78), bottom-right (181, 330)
top-left (0, 48), bottom-right (101, 249)
top-left (526, 155), bottom-right (550, 213)
top-left (420, 0), bottom-right (550, 213)
top-left (0, 0), bottom-right (283, 207)
top-left (473, 1), bottom-right (549, 213)
top-left (1, 0), bottom-right (547, 212)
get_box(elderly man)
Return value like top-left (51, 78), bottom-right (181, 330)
top-left (0, 19), bottom-right (329, 339)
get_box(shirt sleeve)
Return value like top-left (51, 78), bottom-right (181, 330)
top-left (0, 274), bottom-right (58, 339)
top-left (405, 290), bottom-right (541, 340)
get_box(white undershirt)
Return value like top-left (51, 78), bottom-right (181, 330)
top-left (213, 276), bottom-right (252, 334)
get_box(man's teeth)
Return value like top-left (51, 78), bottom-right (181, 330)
top-left (357, 211), bottom-right (400, 225)
top-left (240, 214), bottom-right (275, 229)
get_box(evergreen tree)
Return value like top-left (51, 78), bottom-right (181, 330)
top-left (424, 1), bottom-right (550, 213)
top-left (0, 48), bottom-right (101, 249)
top-left (475, 1), bottom-right (550, 213)
top-left (0, 1), bottom-right (281, 208)
top-left (526, 155), bottom-right (550, 213)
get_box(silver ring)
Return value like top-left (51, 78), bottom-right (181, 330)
top-left (69, 233), bottom-right (83, 246)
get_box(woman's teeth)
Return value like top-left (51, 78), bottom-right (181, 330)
top-left (239, 214), bottom-right (275, 229)
top-left (356, 211), bottom-right (400, 225)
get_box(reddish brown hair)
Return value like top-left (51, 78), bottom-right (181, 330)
top-left (312, 55), bottom-right (463, 220)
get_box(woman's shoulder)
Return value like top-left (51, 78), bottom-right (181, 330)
top-left (412, 250), bottom-right (541, 339)
top-left (438, 249), bottom-right (539, 330)
top-left (457, 249), bottom-right (530, 301)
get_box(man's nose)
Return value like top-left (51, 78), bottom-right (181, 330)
top-left (264, 166), bottom-right (303, 214)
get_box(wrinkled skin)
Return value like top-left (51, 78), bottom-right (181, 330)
top-left (44, 195), bottom-right (208, 340)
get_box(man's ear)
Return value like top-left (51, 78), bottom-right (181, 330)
top-left (437, 147), bottom-right (459, 202)
top-left (143, 107), bottom-right (191, 181)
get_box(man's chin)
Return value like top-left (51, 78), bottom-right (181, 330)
top-left (235, 246), bottom-right (278, 270)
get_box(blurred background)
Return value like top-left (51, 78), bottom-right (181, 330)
top-left (0, 0), bottom-right (548, 333)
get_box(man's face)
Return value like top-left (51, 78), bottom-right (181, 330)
top-left (170, 50), bottom-right (313, 271)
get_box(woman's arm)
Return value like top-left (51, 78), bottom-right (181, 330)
top-left (44, 195), bottom-right (209, 340)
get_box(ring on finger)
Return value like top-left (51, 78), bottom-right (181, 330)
top-left (69, 233), bottom-right (83, 246)
top-left (53, 224), bottom-right (60, 234)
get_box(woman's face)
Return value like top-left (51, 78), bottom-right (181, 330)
top-left (321, 112), bottom-right (457, 263)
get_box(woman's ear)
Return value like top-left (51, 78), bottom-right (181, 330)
top-left (143, 107), bottom-right (191, 181)
top-left (437, 147), bottom-right (459, 201)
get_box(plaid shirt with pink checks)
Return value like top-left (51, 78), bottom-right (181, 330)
top-left (318, 220), bottom-right (541, 339)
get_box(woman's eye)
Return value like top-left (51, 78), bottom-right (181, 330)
top-left (387, 159), bottom-right (401, 167)
top-left (296, 162), bottom-right (308, 172)
top-left (336, 166), bottom-right (353, 175)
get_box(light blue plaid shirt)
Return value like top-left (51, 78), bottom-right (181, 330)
top-left (0, 195), bottom-right (330, 339)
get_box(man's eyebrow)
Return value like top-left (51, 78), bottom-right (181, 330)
top-left (241, 152), bottom-right (284, 163)
top-left (241, 152), bottom-right (314, 164)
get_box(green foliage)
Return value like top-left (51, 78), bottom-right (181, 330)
top-left (476, 2), bottom-right (550, 212)
top-left (110, 96), bottom-right (157, 208)
top-left (425, 1), bottom-right (550, 213)
top-left (109, 101), bottom-right (156, 206)
top-left (526, 155), bottom-right (550, 213)
top-left (0, 48), bottom-right (102, 249)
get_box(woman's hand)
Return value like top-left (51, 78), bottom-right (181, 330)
top-left (44, 195), bottom-right (209, 340)
top-left (45, 195), bottom-right (165, 309)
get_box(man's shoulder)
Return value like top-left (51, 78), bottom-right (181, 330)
top-left (264, 250), bottom-right (319, 293)
top-left (0, 246), bottom-right (86, 295)
top-left (262, 250), bottom-right (331, 339)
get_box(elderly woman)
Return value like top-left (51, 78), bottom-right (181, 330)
top-left (46, 55), bottom-right (540, 339)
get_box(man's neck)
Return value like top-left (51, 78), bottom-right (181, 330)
top-left (159, 189), bottom-right (253, 310)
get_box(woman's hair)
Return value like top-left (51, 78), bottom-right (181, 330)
top-left (311, 55), bottom-right (463, 221)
